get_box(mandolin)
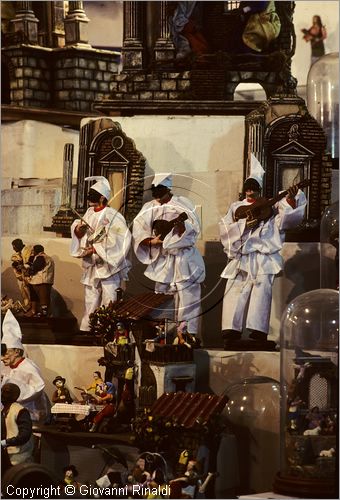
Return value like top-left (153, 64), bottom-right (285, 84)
top-left (234, 179), bottom-right (310, 222)
top-left (152, 212), bottom-right (188, 241)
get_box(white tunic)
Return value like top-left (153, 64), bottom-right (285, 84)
top-left (219, 191), bottom-right (307, 334)
top-left (1, 358), bottom-right (51, 423)
top-left (219, 191), bottom-right (307, 280)
top-left (70, 206), bottom-right (132, 287)
top-left (133, 195), bottom-right (205, 287)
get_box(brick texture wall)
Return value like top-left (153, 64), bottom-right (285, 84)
top-left (3, 45), bottom-right (119, 111)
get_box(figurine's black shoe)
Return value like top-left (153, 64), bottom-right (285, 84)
top-left (222, 330), bottom-right (242, 350)
top-left (248, 330), bottom-right (267, 341)
top-left (222, 329), bottom-right (242, 341)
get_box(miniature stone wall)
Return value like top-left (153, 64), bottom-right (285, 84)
top-left (4, 45), bottom-right (52, 108)
top-left (3, 45), bottom-right (119, 111)
top-left (53, 48), bottom-right (119, 112)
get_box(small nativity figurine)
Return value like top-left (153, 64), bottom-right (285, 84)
top-left (52, 376), bottom-right (73, 405)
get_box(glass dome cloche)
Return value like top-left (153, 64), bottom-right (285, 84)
top-left (307, 52), bottom-right (339, 165)
top-left (274, 289), bottom-right (338, 498)
top-left (223, 376), bottom-right (280, 495)
top-left (320, 201), bottom-right (339, 290)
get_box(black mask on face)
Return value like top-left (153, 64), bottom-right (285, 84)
top-left (243, 178), bottom-right (261, 194)
top-left (151, 185), bottom-right (170, 199)
top-left (87, 189), bottom-right (102, 203)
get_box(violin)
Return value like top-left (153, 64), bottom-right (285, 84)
top-left (71, 207), bottom-right (107, 244)
top-left (152, 212), bottom-right (188, 241)
top-left (234, 179), bottom-right (309, 223)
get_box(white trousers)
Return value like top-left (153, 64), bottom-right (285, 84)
top-left (221, 271), bottom-right (274, 334)
top-left (80, 274), bottom-right (121, 331)
top-left (155, 281), bottom-right (202, 334)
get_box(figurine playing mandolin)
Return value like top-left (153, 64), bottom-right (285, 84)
top-left (234, 178), bottom-right (310, 228)
top-left (219, 154), bottom-right (308, 348)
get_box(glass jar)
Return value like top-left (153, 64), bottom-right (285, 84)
top-left (307, 53), bottom-right (339, 164)
top-left (320, 201), bottom-right (339, 289)
top-left (274, 289), bottom-right (339, 498)
top-left (223, 376), bottom-right (280, 494)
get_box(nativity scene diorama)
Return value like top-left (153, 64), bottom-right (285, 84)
top-left (1, 1), bottom-right (339, 498)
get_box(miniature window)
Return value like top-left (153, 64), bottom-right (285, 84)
top-left (223, 1), bottom-right (240, 13)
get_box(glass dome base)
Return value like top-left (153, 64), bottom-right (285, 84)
top-left (273, 471), bottom-right (337, 498)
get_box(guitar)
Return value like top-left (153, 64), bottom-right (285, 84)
top-left (152, 212), bottom-right (188, 240)
top-left (234, 179), bottom-right (310, 223)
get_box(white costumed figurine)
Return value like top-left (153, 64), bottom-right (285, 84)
top-left (219, 154), bottom-right (307, 348)
top-left (70, 176), bottom-right (132, 332)
top-left (132, 173), bottom-right (205, 346)
top-left (1, 310), bottom-right (51, 423)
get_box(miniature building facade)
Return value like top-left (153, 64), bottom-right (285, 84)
top-left (106, 1), bottom-right (297, 103)
top-left (2, 1), bottom-right (120, 111)
top-left (245, 97), bottom-right (332, 239)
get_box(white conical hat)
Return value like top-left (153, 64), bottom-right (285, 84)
top-left (1, 310), bottom-right (23, 350)
top-left (245, 153), bottom-right (265, 188)
top-left (85, 176), bottom-right (111, 200)
top-left (152, 173), bottom-right (172, 188)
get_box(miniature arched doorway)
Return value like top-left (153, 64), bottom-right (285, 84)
top-left (75, 119), bottom-right (146, 225)
top-left (88, 131), bottom-right (129, 213)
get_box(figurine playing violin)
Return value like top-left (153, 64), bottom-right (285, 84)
top-left (70, 176), bottom-right (132, 333)
top-left (219, 154), bottom-right (308, 349)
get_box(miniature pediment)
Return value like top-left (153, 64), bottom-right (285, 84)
top-left (99, 146), bottom-right (128, 165)
top-left (272, 140), bottom-right (315, 158)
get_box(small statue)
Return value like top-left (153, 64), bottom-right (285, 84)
top-left (169, 458), bottom-right (200, 499)
top-left (85, 371), bottom-right (104, 395)
top-left (145, 321), bottom-right (166, 350)
top-left (10, 239), bottom-right (32, 312)
top-left (168, 1), bottom-right (209, 66)
top-left (154, 323), bottom-right (166, 344)
top-left (287, 396), bottom-right (303, 432)
top-left (52, 376), bottom-right (73, 404)
top-left (220, 157), bottom-right (307, 348)
top-left (24, 244), bottom-right (55, 318)
top-left (1, 310), bottom-right (51, 424)
top-left (133, 173), bottom-right (204, 343)
top-left (1, 382), bottom-right (34, 466)
top-left (319, 447), bottom-right (335, 457)
top-left (89, 381), bottom-right (116, 433)
top-left (116, 361), bottom-right (135, 422)
top-left (321, 414), bottom-right (336, 435)
top-left (305, 406), bottom-right (322, 430)
top-left (61, 465), bottom-right (82, 491)
top-left (74, 371), bottom-right (104, 404)
top-left (173, 321), bottom-right (200, 348)
top-left (113, 321), bottom-right (129, 345)
top-left (301, 15), bottom-right (327, 65)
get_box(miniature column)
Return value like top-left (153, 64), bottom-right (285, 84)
top-left (50, 1), bottom-right (66, 48)
top-left (154, 1), bottom-right (175, 63)
top-left (44, 143), bottom-right (77, 236)
top-left (60, 143), bottom-right (74, 210)
top-left (122, 1), bottom-right (146, 70)
top-left (10, 1), bottom-right (38, 45)
top-left (64, 1), bottom-right (90, 47)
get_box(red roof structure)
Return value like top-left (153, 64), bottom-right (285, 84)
top-left (150, 392), bottom-right (228, 429)
top-left (114, 292), bottom-right (172, 321)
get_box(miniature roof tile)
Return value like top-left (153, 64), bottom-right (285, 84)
top-left (150, 392), bottom-right (228, 429)
top-left (114, 292), bottom-right (172, 321)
